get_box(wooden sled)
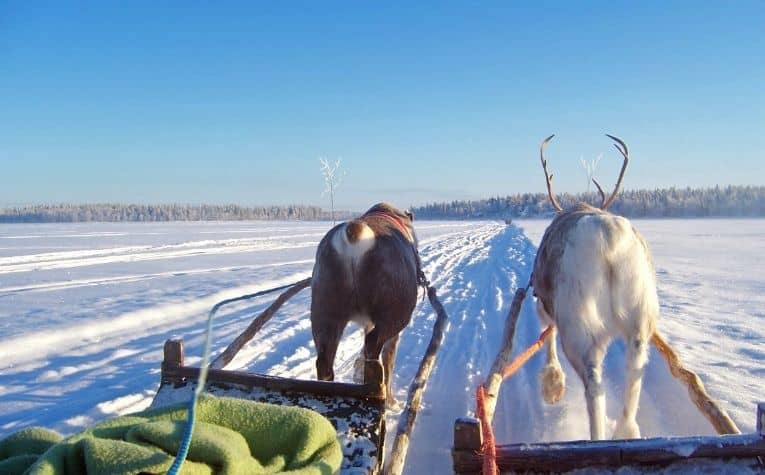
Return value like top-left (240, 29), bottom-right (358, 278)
top-left (150, 277), bottom-right (450, 475)
top-left (149, 279), bottom-right (388, 473)
top-left (153, 338), bottom-right (387, 474)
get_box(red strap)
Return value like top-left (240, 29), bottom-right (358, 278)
top-left (476, 385), bottom-right (498, 475)
top-left (501, 325), bottom-right (553, 379)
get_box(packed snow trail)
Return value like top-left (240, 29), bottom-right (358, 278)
top-left (381, 222), bottom-right (710, 473)
top-left (0, 220), bottom-right (758, 475)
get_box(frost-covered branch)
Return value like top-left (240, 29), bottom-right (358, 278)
top-left (319, 157), bottom-right (345, 224)
top-left (580, 154), bottom-right (602, 193)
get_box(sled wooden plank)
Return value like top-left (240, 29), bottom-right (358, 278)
top-left (161, 365), bottom-right (385, 399)
top-left (453, 431), bottom-right (765, 473)
top-left (161, 339), bottom-right (385, 400)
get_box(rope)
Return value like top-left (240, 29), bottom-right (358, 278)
top-left (167, 279), bottom-right (307, 475)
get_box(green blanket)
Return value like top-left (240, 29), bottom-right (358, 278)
top-left (0, 395), bottom-right (342, 475)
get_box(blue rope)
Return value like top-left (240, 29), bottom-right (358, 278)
top-left (166, 280), bottom-right (305, 474)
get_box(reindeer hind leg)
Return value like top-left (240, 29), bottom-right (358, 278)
top-left (536, 300), bottom-right (566, 404)
top-left (613, 336), bottom-right (649, 439)
top-left (313, 321), bottom-right (343, 382)
top-left (539, 326), bottom-right (566, 404)
top-left (381, 334), bottom-right (402, 409)
top-left (560, 327), bottom-right (608, 440)
top-left (575, 346), bottom-right (608, 440)
top-left (353, 320), bottom-right (375, 383)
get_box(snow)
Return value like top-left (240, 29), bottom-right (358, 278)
top-left (0, 219), bottom-right (763, 473)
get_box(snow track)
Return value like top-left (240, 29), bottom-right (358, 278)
top-left (0, 220), bottom-right (761, 474)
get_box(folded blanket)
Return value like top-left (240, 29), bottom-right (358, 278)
top-left (0, 395), bottom-right (342, 475)
top-left (0, 427), bottom-right (62, 475)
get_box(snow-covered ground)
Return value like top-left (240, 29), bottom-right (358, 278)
top-left (0, 219), bottom-right (762, 473)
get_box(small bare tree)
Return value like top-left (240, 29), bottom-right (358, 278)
top-left (579, 153), bottom-right (602, 192)
top-left (319, 157), bottom-right (344, 224)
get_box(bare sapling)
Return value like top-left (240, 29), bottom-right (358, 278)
top-left (319, 157), bottom-right (344, 225)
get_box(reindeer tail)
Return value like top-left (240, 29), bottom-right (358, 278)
top-left (345, 220), bottom-right (369, 243)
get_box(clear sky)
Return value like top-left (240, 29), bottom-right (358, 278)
top-left (2, 1), bottom-right (763, 210)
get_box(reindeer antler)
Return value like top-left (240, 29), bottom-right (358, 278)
top-left (600, 134), bottom-right (630, 210)
top-left (540, 134), bottom-right (563, 213)
top-left (592, 178), bottom-right (606, 205)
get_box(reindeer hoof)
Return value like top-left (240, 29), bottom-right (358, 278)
top-left (613, 418), bottom-right (640, 439)
top-left (386, 397), bottom-right (403, 412)
top-left (540, 364), bottom-right (566, 404)
top-left (352, 357), bottom-right (365, 383)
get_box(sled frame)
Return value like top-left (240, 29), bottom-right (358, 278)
top-left (154, 339), bottom-right (387, 474)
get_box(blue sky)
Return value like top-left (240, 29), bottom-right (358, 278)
top-left (2, 1), bottom-right (763, 210)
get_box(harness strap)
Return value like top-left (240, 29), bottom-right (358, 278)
top-left (363, 211), bottom-right (415, 243)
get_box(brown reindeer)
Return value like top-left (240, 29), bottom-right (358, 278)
top-left (311, 202), bottom-right (420, 407)
top-left (532, 135), bottom-right (659, 440)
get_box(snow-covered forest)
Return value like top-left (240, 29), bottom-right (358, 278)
top-left (2, 185), bottom-right (763, 223)
top-left (413, 185), bottom-right (765, 219)
top-left (0, 203), bottom-right (339, 223)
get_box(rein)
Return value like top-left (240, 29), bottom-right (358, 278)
top-left (363, 211), bottom-right (415, 243)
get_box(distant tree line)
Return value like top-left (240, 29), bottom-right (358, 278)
top-left (0, 203), bottom-right (350, 223)
top-left (411, 185), bottom-right (765, 219)
top-left (1, 186), bottom-right (763, 223)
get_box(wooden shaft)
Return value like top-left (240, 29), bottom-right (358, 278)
top-left (211, 278), bottom-right (311, 369)
top-left (385, 286), bottom-right (450, 475)
top-left (651, 331), bottom-right (740, 435)
top-left (483, 287), bottom-right (527, 424)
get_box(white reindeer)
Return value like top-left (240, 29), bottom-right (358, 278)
top-left (532, 134), bottom-right (658, 440)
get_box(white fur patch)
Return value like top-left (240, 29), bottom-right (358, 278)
top-left (331, 223), bottom-right (376, 279)
top-left (332, 223), bottom-right (376, 256)
top-left (350, 313), bottom-right (373, 328)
